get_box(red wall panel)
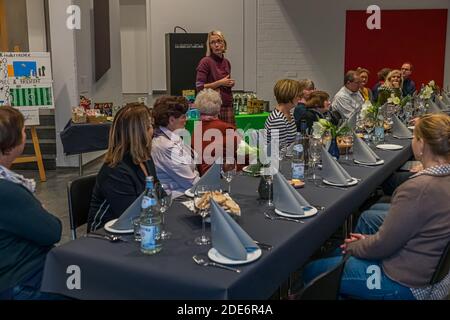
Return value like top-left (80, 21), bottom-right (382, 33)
top-left (345, 9), bottom-right (448, 90)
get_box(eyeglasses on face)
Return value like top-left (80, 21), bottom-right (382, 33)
top-left (210, 40), bottom-right (224, 46)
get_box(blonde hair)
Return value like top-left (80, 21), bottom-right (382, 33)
top-left (274, 79), bottom-right (301, 104)
top-left (298, 79), bottom-right (315, 99)
top-left (385, 70), bottom-right (403, 88)
top-left (415, 113), bottom-right (450, 159)
top-left (104, 103), bottom-right (153, 167)
top-left (195, 89), bottom-right (222, 116)
top-left (206, 30), bottom-right (227, 56)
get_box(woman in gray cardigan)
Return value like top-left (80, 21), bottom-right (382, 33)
top-left (303, 113), bottom-right (450, 300)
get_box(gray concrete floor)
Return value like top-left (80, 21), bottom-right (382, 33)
top-left (16, 159), bottom-right (103, 245)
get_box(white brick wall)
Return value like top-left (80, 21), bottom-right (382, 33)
top-left (257, 0), bottom-right (315, 107)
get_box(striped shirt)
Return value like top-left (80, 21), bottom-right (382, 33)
top-left (264, 108), bottom-right (297, 148)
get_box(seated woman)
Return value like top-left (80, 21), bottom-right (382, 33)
top-left (296, 91), bottom-right (338, 132)
top-left (293, 79), bottom-right (315, 124)
top-left (88, 103), bottom-right (158, 232)
top-left (0, 106), bottom-right (62, 300)
top-left (357, 67), bottom-right (373, 102)
top-left (151, 96), bottom-right (200, 197)
top-left (265, 79), bottom-right (300, 149)
top-left (372, 68), bottom-right (391, 102)
top-left (192, 89), bottom-right (240, 176)
top-left (377, 69), bottom-right (403, 105)
top-left (303, 113), bottom-right (450, 300)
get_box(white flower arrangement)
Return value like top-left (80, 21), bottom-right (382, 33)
top-left (419, 80), bottom-right (437, 100)
top-left (387, 94), bottom-right (401, 106)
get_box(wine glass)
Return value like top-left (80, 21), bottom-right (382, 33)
top-left (308, 137), bottom-right (322, 183)
top-left (194, 185), bottom-right (212, 246)
top-left (158, 183), bottom-right (173, 240)
top-left (261, 166), bottom-right (274, 207)
top-left (342, 135), bottom-right (353, 161)
top-left (364, 120), bottom-right (374, 146)
top-left (221, 158), bottom-right (236, 195)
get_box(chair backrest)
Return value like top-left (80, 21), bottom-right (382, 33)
top-left (430, 241), bottom-right (450, 285)
top-left (295, 254), bottom-right (350, 300)
top-left (67, 174), bottom-right (97, 240)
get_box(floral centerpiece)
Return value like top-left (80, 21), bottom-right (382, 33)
top-left (419, 80), bottom-right (439, 100)
top-left (237, 140), bottom-right (261, 175)
top-left (312, 119), bottom-right (350, 159)
top-left (312, 119), bottom-right (350, 138)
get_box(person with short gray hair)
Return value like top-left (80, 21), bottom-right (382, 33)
top-left (195, 88), bottom-right (222, 117)
top-left (332, 70), bottom-right (365, 119)
top-left (192, 89), bottom-right (240, 175)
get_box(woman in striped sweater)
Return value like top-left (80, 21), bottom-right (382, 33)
top-left (264, 79), bottom-right (300, 149)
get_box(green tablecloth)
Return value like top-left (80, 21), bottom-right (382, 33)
top-left (185, 112), bottom-right (270, 135)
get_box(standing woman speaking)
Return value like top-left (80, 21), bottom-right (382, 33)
top-left (196, 30), bottom-right (236, 125)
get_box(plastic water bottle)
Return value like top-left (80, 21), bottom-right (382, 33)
top-left (291, 132), bottom-right (305, 180)
top-left (140, 177), bottom-right (162, 255)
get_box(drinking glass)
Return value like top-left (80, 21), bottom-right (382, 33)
top-left (342, 135), bottom-right (353, 161)
top-left (261, 166), bottom-right (274, 207)
top-left (158, 183), bottom-right (173, 240)
top-left (365, 120), bottom-right (374, 146)
top-left (194, 185), bottom-right (212, 246)
top-left (308, 137), bottom-right (322, 183)
top-left (221, 158), bottom-right (236, 195)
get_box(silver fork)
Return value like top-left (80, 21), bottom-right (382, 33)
top-left (264, 212), bottom-right (305, 224)
top-left (192, 255), bottom-right (241, 273)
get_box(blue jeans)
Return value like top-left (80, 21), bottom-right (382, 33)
top-left (303, 202), bottom-right (416, 300)
top-left (303, 254), bottom-right (415, 300)
top-left (0, 269), bottom-right (66, 300)
top-left (354, 203), bottom-right (390, 234)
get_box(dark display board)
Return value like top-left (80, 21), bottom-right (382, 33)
top-left (165, 33), bottom-right (208, 96)
top-left (94, 0), bottom-right (111, 81)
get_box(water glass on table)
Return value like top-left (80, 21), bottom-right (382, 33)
top-left (158, 183), bottom-right (173, 240)
top-left (308, 137), bottom-right (322, 183)
top-left (194, 185), bottom-right (213, 246)
top-left (261, 166), bottom-right (275, 207)
top-left (221, 158), bottom-right (236, 195)
top-left (132, 217), bottom-right (141, 242)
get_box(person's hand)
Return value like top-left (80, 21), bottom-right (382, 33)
top-left (219, 75), bottom-right (235, 88)
top-left (410, 162), bottom-right (423, 173)
top-left (340, 233), bottom-right (366, 254)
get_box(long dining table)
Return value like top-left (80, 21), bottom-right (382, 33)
top-left (41, 137), bottom-right (412, 300)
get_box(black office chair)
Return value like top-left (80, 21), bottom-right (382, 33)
top-left (67, 174), bottom-right (97, 240)
top-left (430, 242), bottom-right (450, 286)
top-left (291, 254), bottom-right (350, 300)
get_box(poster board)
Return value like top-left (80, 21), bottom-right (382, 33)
top-left (0, 52), bottom-right (55, 125)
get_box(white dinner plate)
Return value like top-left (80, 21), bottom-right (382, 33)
top-left (275, 206), bottom-right (318, 218)
top-left (354, 159), bottom-right (385, 166)
top-left (208, 247), bottom-right (262, 265)
top-left (376, 144), bottom-right (404, 151)
top-left (104, 219), bottom-right (133, 234)
top-left (322, 177), bottom-right (359, 187)
top-left (184, 189), bottom-right (195, 198)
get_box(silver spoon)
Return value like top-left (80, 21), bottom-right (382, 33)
top-left (192, 255), bottom-right (241, 273)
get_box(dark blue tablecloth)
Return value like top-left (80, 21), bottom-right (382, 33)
top-left (41, 137), bottom-right (412, 299)
top-left (60, 121), bottom-right (112, 155)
